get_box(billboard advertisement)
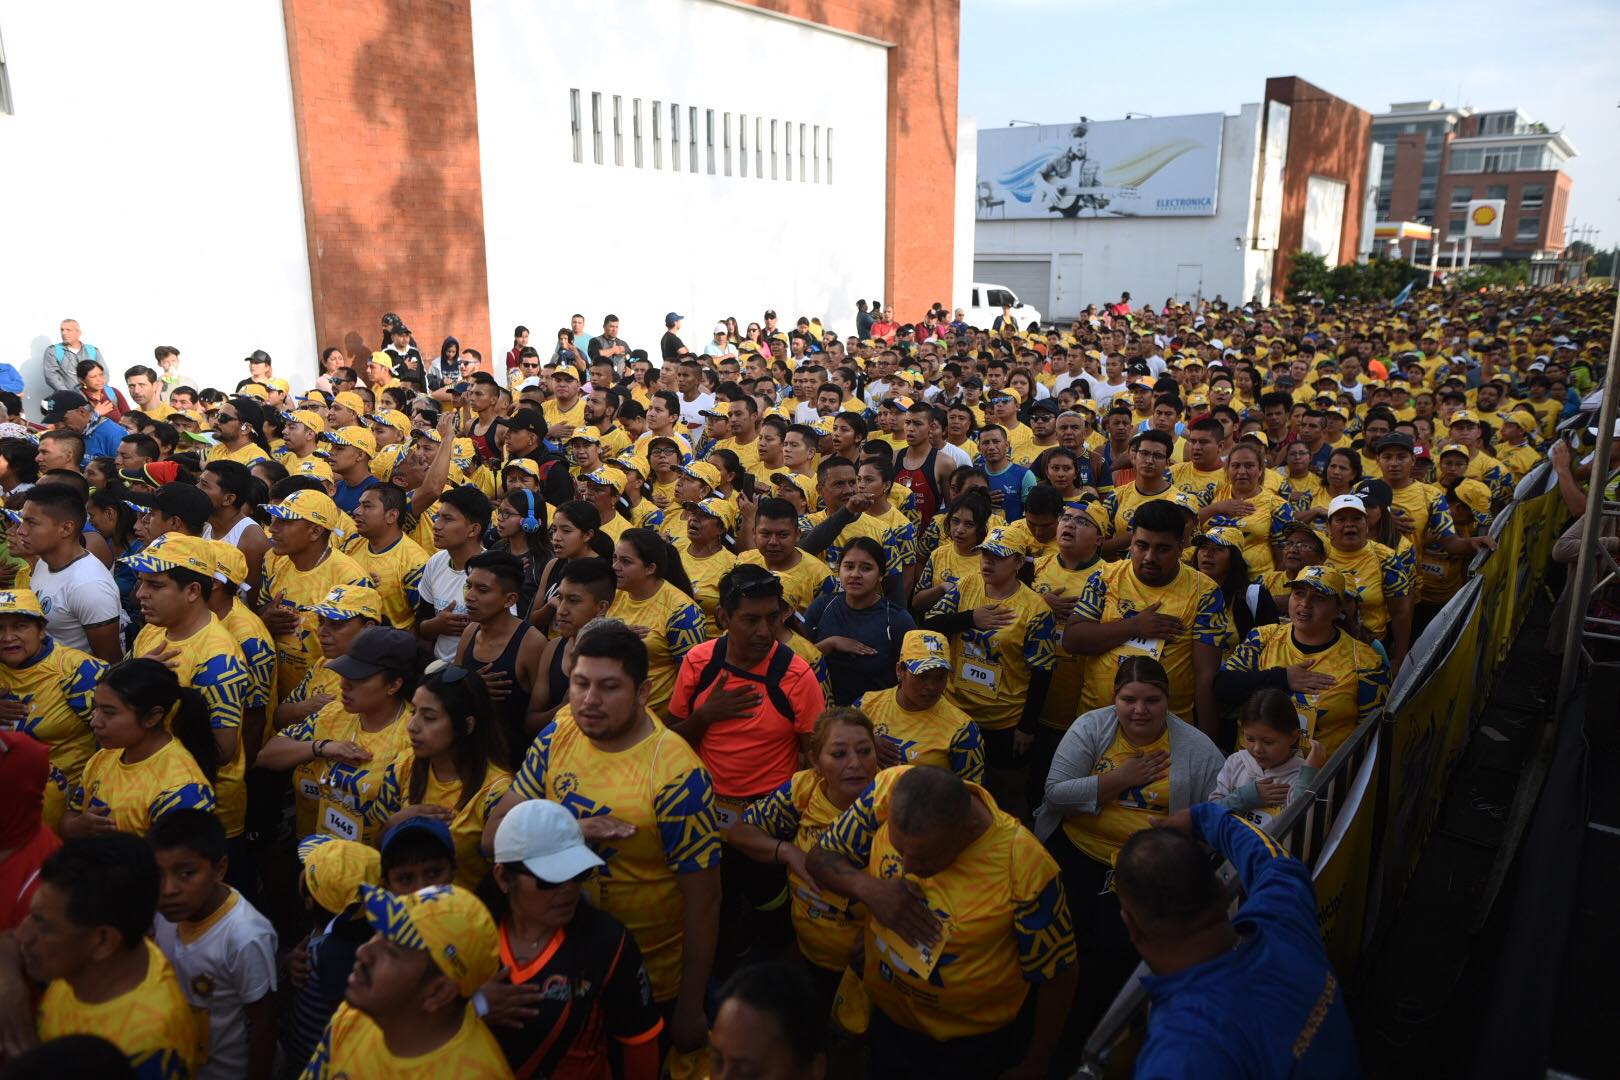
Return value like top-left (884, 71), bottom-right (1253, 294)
top-left (976, 114), bottom-right (1224, 220)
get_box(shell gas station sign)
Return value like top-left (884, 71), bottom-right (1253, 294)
top-left (1465, 199), bottom-right (1506, 240)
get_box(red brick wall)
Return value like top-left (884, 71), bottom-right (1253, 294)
top-left (281, 0), bottom-right (959, 360)
top-left (1265, 77), bottom-right (1371, 289)
top-left (736, 0), bottom-right (960, 323)
top-left (1386, 132), bottom-right (1427, 223)
top-left (281, 0), bottom-right (493, 368)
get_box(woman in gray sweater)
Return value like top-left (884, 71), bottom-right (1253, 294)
top-left (1034, 656), bottom-right (1224, 1046)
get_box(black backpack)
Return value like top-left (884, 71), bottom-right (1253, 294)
top-left (692, 637), bottom-right (799, 721)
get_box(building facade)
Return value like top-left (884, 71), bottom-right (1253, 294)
top-left (0, 0), bottom-right (960, 403)
top-left (1370, 101), bottom-right (1575, 267)
top-left (971, 76), bottom-right (1367, 320)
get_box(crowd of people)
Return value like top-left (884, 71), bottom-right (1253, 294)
top-left (0, 288), bottom-right (1610, 1079)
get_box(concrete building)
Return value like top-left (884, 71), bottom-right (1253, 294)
top-left (971, 76), bottom-right (1369, 321)
top-left (1370, 100), bottom-right (1576, 268)
top-left (0, 0), bottom-right (960, 407)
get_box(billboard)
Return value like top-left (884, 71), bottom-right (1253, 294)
top-left (1465, 199), bottom-right (1506, 240)
top-left (976, 114), bottom-right (1224, 220)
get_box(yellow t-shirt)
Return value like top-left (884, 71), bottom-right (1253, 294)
top-left (674, 541), bottom-right (738, 636)
top-left (917, 541), bottom-right (980, 593)
top-left (133, 616), bottom-right (252, 837)
top-left (925, 579), bottom-right (1057, 731)
top-left (1276, 470), bottom-right (1325, 516)
top-left (222, 600), bottom-right (278, 723)
top-left (0, 638), bottom-right (105, 829)
top-left (1221, 626), bottom-right (1389, 754)
top-left (1383, 480), bottom-right (1456, 557)
top-left (1324, 540), bottom-right (1414, 638)
top-left (372, 762), bottom-right (513, 889)
top-left (39, 940), bottom-right (198, 1078)
top-left (1101, 481), bottom-right (1177, 538)
top-left (1065, 726), bottom-right (1171, 865)
top-left (542, 396), bottom-right (587, 433)
top-left (70, 737), bottom-right (215, 836)
top-left (261, 549), bottom-right (372, 698)
top-left (737, 550), bottom-right (833, 615)
top-left (206, 441), bottom-right (272, 467)
top-left (741, 770), bottom-right (866, 971)
top-left (606, 582), bottom-right (707, 721)
top-left (302, 1002), bottom-right (511, 1080)
top-left (283, 702), bottom-right (414, 845)
top-left (804, 503), bottom-right (917, 576)
top-left (817, 767), bottom-right (1076, 1040)
top-left (1169, 461), bottom-right (1226, 507)
top-left (1203, 486), bottom-right (1295, 575)
top-left (991, 518), bottom-right (1059, 560)
top-left (512, 721), bottom-right (722, 1001)
top-left (1032, 553), bottom-right (1101, 731)
top-left (1072, 561), bottom-right (1230, 717)
top-left (351, 534), bottom-right (430, 630)
top-left (714, 435), bottom-right (762, 473)
top-left (853, 686), bottom-right (983, 782)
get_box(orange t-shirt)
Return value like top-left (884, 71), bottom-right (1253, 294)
top-left (667, 639), bottom-right (825, 801)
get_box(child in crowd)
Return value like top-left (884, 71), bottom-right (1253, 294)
top-left (150, 809), bottom-right (278, 1080)
top-left (1211, 688), bottom-right (1328, 826)
top-left (279, 835), bottom-right (378, 1076)
top-left (378, 816), bottom-right (459, 894)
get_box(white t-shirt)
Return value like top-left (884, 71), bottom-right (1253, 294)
top-left (154, 889), bottom-right (278, 1080)
top-left (680, 391), bottom-right (715, 435)
top-left (31, 552), bottom-right (122, 653)
top-left (936, 441), bottom-right (971, 470)
top-left (418, 549), bottom-right (472, 662)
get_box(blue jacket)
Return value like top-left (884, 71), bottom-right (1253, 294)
top-left (81, 416), bottom-right (126, 464)
top-left (1133, 803), bottom-right (1358, 1079)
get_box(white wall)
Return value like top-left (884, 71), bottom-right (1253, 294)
top-left (470, 0), bottom-right (889, 353)
top-left (953, 115), bottom-right (977, 313)
top-left (973, 105), bottom-right (1273, 317)
top-left (0, 0), bottom-right (316, 416)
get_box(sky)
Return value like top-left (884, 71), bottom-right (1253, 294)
top-left (960, 0), bottom-right (1618, 250)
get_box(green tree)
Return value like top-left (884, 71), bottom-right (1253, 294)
top-left (1452, 262), bottom-right (1528, 289)
top-left (1284, 251), bottom-right (1331, 303)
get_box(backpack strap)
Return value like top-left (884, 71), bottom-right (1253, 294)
top-left (693, 638), bottom-right (797, 721)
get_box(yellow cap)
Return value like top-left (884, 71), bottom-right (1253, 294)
top-left (1438, 442), bottom-right (1471, 459)
top-left (898, 629), bottom-right (951, 674)
top-left (289, 409), bottom-right (327, 435)
top-left (299, 835), bottom-right (380, 914)
top-left (368, 410), bottom-right (411, 438)
top-left (120, 533), bottom-right (216, 578)
top-left (325, 425), bottom-right (376, 457)
top-left (988, 387), bottom-right (1022, 405)
top-left (294, 457), bottom-right (335, 482)
top-left (682, 497), bottom-right (739, 530)
top-left (332, 391), bottom-right (367, 417)
top-left (265, 378), bottom-right (291, 393)
top-left (237, 383), bottom-right (269, 400)
top-left (582, 467), bottom-right (624, 493)
top-left (209, 542), bottom-right (248, 589)
top-left (360, 883), bottom-right (499, 997)
top-left (1290, 564), bottom-right (1347, 598)
top-left (567, 426), bottom-right (603, 445)
top-left (1448, 409), bottom-right (1480, 424)
top-left (0, 589), bottom-right (46, 620)
top-left (367, 351), bottom-right (396, 372)
top-left (700, 401), bottom-right (732, 419)
top-left (771, 472), bottom-right (814, 502)
top-left (503, 457), bottom-right (542, 478)
top-left (311, 584), bottom-right (383, 623)
top-left (265, 490), bottom-right (341, 531)
top-left (680, 460), bottom-right (723, 490)
top-left (1195, 526), bottom-right (1245, 549)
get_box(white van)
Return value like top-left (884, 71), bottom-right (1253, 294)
top-left (965, 282), bottom-right (1043, 331)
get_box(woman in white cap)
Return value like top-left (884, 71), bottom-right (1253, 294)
top-left (487, 799), bottom-right (663, 1079)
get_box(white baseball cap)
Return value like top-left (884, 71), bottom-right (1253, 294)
top-left (713, 323), bottom-right (728, 335)
top-left (1328, 494), bottom-right (1367, 518)
top-left (493, 799), bottom-right (605, 884)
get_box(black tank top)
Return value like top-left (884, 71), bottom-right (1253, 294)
top-left (541, 638), bottom-right (569, 713)
top-left (468, 623), bottom-right (533, 752)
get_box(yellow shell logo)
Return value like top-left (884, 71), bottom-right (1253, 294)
top-left (1471, 205), bottom-right (1498, 227)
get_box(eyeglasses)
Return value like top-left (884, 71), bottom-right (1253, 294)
top-left (722, 577), bottom-right (783, 607)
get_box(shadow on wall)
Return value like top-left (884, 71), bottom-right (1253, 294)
top-left (299, 0), bottom-right (492, 368)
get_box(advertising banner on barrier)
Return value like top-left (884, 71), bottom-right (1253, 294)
top-left (976, 114), bottom-right (1224, 220)
top-left (1313, 738), bottom-right (1379, 973)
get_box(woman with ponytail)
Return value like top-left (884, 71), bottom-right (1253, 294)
top-left (528, 500), bottom-right (613, 631)
top-left (61, 658), bottom-right (218, 838)
top-left (607, 527), bottom-right (705, 720)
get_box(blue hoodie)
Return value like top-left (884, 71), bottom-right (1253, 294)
top-left (1132, 803), bottom-right (1358, 1079)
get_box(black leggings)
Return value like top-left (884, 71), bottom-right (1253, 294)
top-left (1044, 827), bottom-right (1141, 1068)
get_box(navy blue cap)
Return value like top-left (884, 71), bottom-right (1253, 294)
top-left (665, 312), bottom-right (684, 326)
top-left (380, 816), bottom-right (454, 859)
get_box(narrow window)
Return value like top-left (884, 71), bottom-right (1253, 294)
top-left (612, 95), bottom-right (623, 166)
top-left (723, 111), bottom-right (732, 176)
top-left (739, 114), bottom-right (748, 178)
top-left (705, 108), bottom-right (715, 175)
top-left (813, 125), bottom-right (820, 183)
top-left (0, 26), bottom-right (12, 116)
top-left (771, 120), bottom-right (779, 179)
top-left (633, 98), bottom-right (643, 168)
top-left (569, 89), bottom-right (582, 163)
top-left (798, 123), bottom-right (806, 182)
top-left (671, 104), bottom-right (681, 171)
top-left (826, 127), bottom-right (833, 184)
top-left (689, 106), bottom-right (699, 173)
top-left (590, 92), bottom-right (602, 165)
top-left (784, 121), bottom-right (792, 181)
top-left (652, 100), bottom-right (662, 169)
top-left (756, 117), bottom-right (764, 177)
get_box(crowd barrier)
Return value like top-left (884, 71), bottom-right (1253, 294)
top-left (1074, 459), bottom-right (1569, 1078)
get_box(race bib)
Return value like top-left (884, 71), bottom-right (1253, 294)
top-left (874, 916), bottom-right (952, 981)
top-left (959, 660), bottom-right (998, 692)
top-left (713, 797), bottom-right (745, 832)
top-left (1419, 561), bottom-right (1446, 579)
top-left (298, 778), bottom-right (321, 802)
top-left (1118, 636), bottom-right (1164, 660)
top-left (1295, 693), bottom-right (1319, 734)
top-left (322, 803), bottom-right (361, 842)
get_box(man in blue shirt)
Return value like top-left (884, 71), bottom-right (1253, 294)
top-left (42, 391), bottom-right (124, 464)
top-left (1114, 803), bottom-right (1358, 1079)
